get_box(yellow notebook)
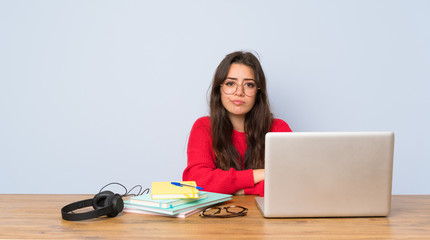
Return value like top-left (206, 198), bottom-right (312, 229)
top-left (151, 181), bottom-right (199, 199)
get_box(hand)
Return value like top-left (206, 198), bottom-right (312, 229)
top-left (252, 169), bottom-right (265, 184)
top-left (234, 189), bottom-right (245, 195)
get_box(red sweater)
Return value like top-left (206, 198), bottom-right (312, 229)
top-left (182, 116), bottom-right (292, 196)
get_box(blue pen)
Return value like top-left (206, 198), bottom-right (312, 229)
top-left (171, 182), bottom-right (204, 190)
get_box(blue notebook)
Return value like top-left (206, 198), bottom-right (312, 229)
top-left (129, 193), bottom-right (208, 208)
top-left (124, 191), bottom-right (232, 215)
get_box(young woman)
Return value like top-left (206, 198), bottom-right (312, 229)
top-left (182, 51), bottom-right (292, 196)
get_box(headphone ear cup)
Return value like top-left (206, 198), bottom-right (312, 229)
top-left (106, 194), bottom-right (124, 217)
top-left (92, 191), bottom-right (114, 210)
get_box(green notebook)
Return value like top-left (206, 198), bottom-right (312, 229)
top-left (124, 191), bottom-right (232, 215)
top-left (129, 193), bottom-right (208, 208)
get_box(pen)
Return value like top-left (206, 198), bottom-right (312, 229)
top-left (171, 182), bottom-right (204, 190)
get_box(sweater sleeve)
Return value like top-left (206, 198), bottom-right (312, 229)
top-left (243, 118), bottom-right (293, 196)
top-left (182, 117), bottom-right (255, 194)
top-left (270, 118), bottom-right (293, 133)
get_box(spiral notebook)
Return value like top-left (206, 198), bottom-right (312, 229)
top-left (125, 191), bottom-right (232, 216)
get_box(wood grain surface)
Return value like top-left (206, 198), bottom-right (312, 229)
top-left (0, 194), bottom-right (429, 239)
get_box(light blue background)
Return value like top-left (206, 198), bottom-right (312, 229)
top-left (1, 0), bottom-right (429, 194)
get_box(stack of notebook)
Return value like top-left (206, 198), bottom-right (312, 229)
top-left (124, 181), bottom-right (232, 218)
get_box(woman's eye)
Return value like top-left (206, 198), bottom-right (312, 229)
top-left (245, 82), bottom-right (256, 88)
top-left (225, 81), bottom-right (236, 87)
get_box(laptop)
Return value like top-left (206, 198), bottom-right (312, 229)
top-left (255, 132), bottom-right (394, 218)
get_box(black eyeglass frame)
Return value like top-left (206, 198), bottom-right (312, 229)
top-left (199, 205), bottom-right (248, 218)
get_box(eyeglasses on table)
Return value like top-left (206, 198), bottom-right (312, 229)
top-left (200, 205), bottom-right (248, 218)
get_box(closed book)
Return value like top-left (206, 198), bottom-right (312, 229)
top-left (124, 191), bottom-right (232, 216)
top-left (129, 193), bottom-right (208, 208)
top-left (151, 181), bottom-right (199, 199)
top-left (124, 207), bottom-right (205, 218)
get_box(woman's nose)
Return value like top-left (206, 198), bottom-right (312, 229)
top-left (234, 83), bottom-right (245, 96)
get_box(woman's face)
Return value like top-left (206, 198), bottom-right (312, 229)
top-left (220, 63), bottom-right (257, 120)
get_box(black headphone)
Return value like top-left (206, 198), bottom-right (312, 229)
top-left (61, 183), bottom-right (149, 221)
top-left (61, 190), bottom-right (124, 221)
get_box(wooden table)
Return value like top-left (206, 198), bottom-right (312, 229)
top-left (1, 194), bottom-right (429, 239)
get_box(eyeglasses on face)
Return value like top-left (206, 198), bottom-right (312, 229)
top-left (199, 205), bottom-right (248, 218)
top-left (220, 80), bottom-right (260, 97)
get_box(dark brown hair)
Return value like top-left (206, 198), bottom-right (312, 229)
top-left (210, 51), bottom-right (273, 170)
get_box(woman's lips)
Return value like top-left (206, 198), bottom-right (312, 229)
top-left (232, 100), bottom-right (245, 105)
